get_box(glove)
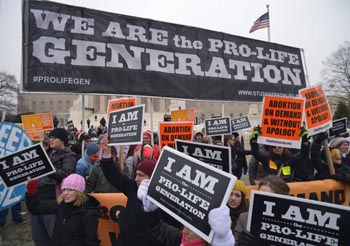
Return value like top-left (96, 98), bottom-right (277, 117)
top-left (251, 125), bottom-right (261, 140)
top-left (237, 230), bottom-right (256, 246)
top-left (209, 206), bottom-right (235, 246)
top-left (26, 179), bottom-right (39, 195)
top-left (313, 132), bottom-right (328, 144)
top-left (137, 179), bottom-right (158, 212)
top-left (299, 127), bottom-right (310, 143)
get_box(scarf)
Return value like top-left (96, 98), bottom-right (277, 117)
top-left (60, 201), bottom-right (77, 216)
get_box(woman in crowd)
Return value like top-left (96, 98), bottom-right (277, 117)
top-left (25, 174), bottom-right (100, 246)
top-left (234, 175), bottom-right (290, 246)
top-left (227, 180), bottom-right (249, 232)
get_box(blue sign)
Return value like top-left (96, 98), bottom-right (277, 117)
top-left (0, 122), bottom-right (32, 211)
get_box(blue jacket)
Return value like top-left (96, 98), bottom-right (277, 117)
top-left (76, 150), bottom-right (96, 179)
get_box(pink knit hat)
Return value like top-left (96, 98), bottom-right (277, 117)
top-left (61, 174), bottom-right (85, 193)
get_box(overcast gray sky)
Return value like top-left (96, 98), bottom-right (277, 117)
top-left (0, 0), bottom-right (349, 86)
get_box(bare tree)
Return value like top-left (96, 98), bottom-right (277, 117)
top-left (0, 72), bottom-right (18, 113)
top-left (322, 41), bottom-right (350, 104)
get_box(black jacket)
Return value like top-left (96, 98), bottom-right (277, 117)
top-left (250, 139), bottom-right (294, 182)
top-left (311, 142), bottom-right (350, 183)
top-left (37, 147), bottom-right (77, 200)
top-left (26, 194), bottom-right (100, 246)
top-left (100, 157), bottom-right (164, 246)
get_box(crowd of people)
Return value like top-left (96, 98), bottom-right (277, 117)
top-left (3, 120), bottom-right (348, 246)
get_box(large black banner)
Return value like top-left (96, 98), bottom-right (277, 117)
top-left (148, 147), bottom-right (235, 242)
top-left (23, 1), bottom-right (306, 101)
top-left (248, 190), bottom-right (350, 245)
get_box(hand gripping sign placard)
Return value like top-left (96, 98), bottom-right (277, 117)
top-left (0, 121), bottom-right (32, 211)
top-left (0, 143), bottom-right (55, 188)
top-left (147, 147), bottom-right (235, 243)
top-left (258, 96), bottom-right (305, 149)
top-left (247, 190), bottom-right (350, 245)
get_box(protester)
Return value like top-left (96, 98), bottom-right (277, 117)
top-left (76, 142), bottom-right (100, 179)
top-left (137, 179), bottom-right (236, 246)
top-left (232, 132), bottom-right (249, 179)
top-left (224, 134), bottom-right (251, 178)
top-left (100, 144), bottom-right (165, 246)
top-left (26, 174), bottom-right (100, 246)
top-left (227, 180), bottom-right (249, 232)
top-left (129, 130), bottom-right (161, 178)
top-left (234, 175), bottom-right (290, 245)
top-left (249, 127), bottom-right (295, 182)
top-left (70, 132), bottom-right (91, 159)
top-left (312, 132), bottom-right (350, 183)
top-left (32, 128), bottom-right (77, 246)
top-left (133, 130), bottom-right (161, 160)
top-left (329, 136), bottom-right (350, 165)
top-left (193, 131), bottom-right (204, 143)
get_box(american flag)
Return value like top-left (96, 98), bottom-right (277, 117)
top-left (249, 12), bottom-right (269, 33)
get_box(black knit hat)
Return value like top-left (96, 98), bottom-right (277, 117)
top-left (49, 128), bottom-right (68, 144)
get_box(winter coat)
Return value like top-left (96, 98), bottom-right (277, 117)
top-left (234, 212), bottom-right (248, 242)
top-left (291, 142), bottom-right (314, 182)
top-left (311, 142), bottom-right (350, 183)
top-left (25, 194), bottom-right (100, 246)
top-left (248, 155), bottom-right (269, 185)
top-left (37, 148), bottom-right (77, 200)
top-left (85, 164), bottom-right (120, 193)
top-left (100, 157), bottom-right (164, 246)
top-left (250, 140), bottom-right (294, 182)
top-left (76, 150), bottom-right (96, 178)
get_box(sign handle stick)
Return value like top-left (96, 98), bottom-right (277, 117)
top-left (1, 110), bottom-right (6, 122)
top-left (119, 145), bottom-right (124, 170)
top-left (323, 139), bottom-right (335, 175)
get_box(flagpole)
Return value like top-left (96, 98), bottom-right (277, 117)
top-left (266, 4), bottom-right (271, 42)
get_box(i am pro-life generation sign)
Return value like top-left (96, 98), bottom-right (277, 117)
top-left (147, 147), bottom-right (235, 243)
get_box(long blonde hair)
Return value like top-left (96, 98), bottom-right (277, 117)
top-left (57, 191), bottom-right (88, 207)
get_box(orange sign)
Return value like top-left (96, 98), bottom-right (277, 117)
top-left (159, 121), bottom-right (193, 149)
top-left (21, 113), bottom-right (54, 131)
top-left (27, 130), bottom-right (44, 141)
top-left (258, 96), bottom-right (304, 149)
top-left (299, 85), bottom-right (332, 135)
top-left (107, 98), bottom-right (136, 113)
top-left (171, 108), bottom-right (195, 122)
top-left (90, 193), bottom-right (127, 246)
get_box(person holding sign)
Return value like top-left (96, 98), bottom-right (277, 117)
top-left (100, 145), bottom-right (165, 246)
top-left (32, 128), bottom-right (77, 246)
top-left (249, 126), bottom-right (303, 182)
top-left (137, 179), bottom-right (236, 246)
top-left (312, 132), bottom-right (350, 183)
top-left (235, 175), bottom-right (290, 246)
top-left (25, 174), bottom-right (100, 246)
